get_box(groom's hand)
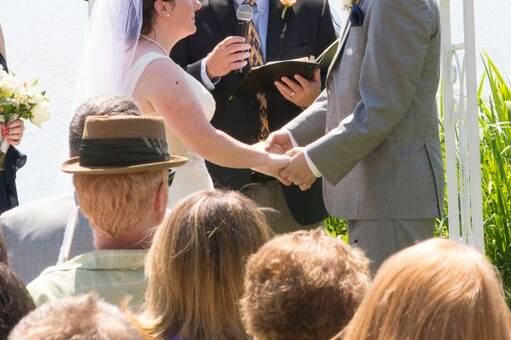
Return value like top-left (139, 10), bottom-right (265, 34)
top-left (280, 147), bottom-right (316, 191)
top-left (265, 129), bottom-right (293, 154)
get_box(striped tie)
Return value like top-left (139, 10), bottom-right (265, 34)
top-left (244, 0), bottom-right (270, 140)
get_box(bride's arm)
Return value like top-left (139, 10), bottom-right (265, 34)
top-left (137, 59), bottom-right (289, 170)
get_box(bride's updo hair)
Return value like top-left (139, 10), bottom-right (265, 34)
top-left (142, 0), bottom-right (173, 35)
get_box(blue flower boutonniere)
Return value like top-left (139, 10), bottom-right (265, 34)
top-left (280, 0), bottom-right (296, 19)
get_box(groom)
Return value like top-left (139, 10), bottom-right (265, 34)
top-left (268, 0), bottom-right (444, 271)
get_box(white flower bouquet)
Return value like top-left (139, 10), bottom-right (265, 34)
top-left (0, 67), bottom-right (51, 169)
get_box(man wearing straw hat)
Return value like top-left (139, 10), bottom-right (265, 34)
top-left (27, 114), bottom-right (186, 308)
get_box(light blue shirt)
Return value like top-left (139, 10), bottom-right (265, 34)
top-left (201, 0), bottom-right (270, 89)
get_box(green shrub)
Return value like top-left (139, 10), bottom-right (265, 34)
top-left (478, 54), bottom-right (511, 305)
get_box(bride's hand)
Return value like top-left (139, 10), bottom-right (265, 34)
top-left (251, 151), bottom-right (291, 184)
top-left (252, 141), bottom-right (285, 155)
top-left (267, 152), bottom-right (291, 169)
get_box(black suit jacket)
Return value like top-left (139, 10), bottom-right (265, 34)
top-left (171, 0), bottom-right (336, 224)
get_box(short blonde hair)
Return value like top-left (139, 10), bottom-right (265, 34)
top-left (338, 238), bottom-right (511, 340)
top-left (241, 228), bottom-right (370, 340)
top-left (134, 190), bottom-right (273, 340)
top-left (9, 293), bottom-right (140, 340)
top-left (73, 170), bottom-right (165, 238)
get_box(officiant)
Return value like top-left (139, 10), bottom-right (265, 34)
top-left (170, 0), bottom-right (336, 232)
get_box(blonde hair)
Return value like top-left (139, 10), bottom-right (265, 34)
top-left (338, 238), bottom-right (511, 340)
top-left (241, 228), bottom-right (369, 340)
top-left (134, 190), bottom-right (272, 340)
top-left (9, 293), bottom-right (140, 340)
top-left (73, 170), bottom-right (165, 238)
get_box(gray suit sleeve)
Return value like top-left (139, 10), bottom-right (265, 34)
top-left (285, 89), bottom-right (328, 146)
top-left (306, 0), bottom-right (436, 184)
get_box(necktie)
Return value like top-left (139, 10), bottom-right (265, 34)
top-left (243, 0), bottom-right (270, 140)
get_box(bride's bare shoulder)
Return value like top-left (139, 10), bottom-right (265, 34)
top-left (138, 56), bottom-right (195, 105)
top-left (143, 57), bottom-right (187, 84)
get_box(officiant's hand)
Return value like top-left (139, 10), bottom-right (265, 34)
top-left (1, 119), bottom-right (25, 146)
top-left (265, 129), bottom-right (293, 154)
top-left (205, 36), bottom-right (251, 79)
top-left (280, 147), bottom-right (316, 191)
top-left (274, 69), bottom-right (321, 109)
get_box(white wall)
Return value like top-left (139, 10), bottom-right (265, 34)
top-left (0, 0), bottom-right (88, 202)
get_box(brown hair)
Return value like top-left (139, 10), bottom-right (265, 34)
top-left (134, 190), bottom-right (273, 340)
top-left (69, 96), bottom-right (141, 157)
top-left (0, 263), bottom-right (35, 337)
top-left (142, 0), bottom-right (173, 35)
top-left (0, 232), bottom-right (7, 264)
top-left (73, 170), bottom-right (165, 238)
top-left (241, 228), bottom-right (370, 340)
top-left (9, 293), bottom-right (140, 340)
top-left (338, 238), bottom-right (511, 340)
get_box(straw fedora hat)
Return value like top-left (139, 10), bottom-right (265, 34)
top-left (61, 115), bottom-right (187, 174)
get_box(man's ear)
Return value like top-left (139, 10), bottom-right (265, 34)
top-left (154, 182), bottom-right (167, 213)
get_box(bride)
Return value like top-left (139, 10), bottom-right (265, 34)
top-left (75, 0), bottom-right (288, 207)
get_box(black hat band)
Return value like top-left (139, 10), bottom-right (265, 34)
top-left (79, 137), bottom-right (170, 167)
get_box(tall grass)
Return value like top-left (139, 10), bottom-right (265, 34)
top-left (324, 54), bottom-right (511, 305)
top-left (478, 54), bottom-right (511, 304)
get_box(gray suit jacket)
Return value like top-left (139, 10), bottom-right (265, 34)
top-left (0, 196), bottom-right (94, 283)
top-left (287, 0), bottom-right (443, 219)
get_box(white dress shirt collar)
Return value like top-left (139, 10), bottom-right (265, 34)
top-left (234, 0), bottom-right (269, 15)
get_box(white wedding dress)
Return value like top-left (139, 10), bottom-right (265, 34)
top-left (124, 52), bottom-right (215, 208)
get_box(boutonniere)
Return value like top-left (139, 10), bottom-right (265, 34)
top-left (280, 0), bottom-right (296, 19)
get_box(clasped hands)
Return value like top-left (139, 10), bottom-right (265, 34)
top-left (254, 129), bottom-right (316, 191)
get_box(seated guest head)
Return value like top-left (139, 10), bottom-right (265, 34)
top-left (338, 238), bottom-right (511, 340)
top-left (66, 114), bottom-right (183, 249)
top-left (9, 293), bottom-right (140, 340)
top-left (135, 190), bottom-right (273, 340)
top-left (0, 263), bottom-right (35, 337)
top-left (69, 95), bottom-right (141, 157)
top-left (241, 228), bottom-right (370, 340)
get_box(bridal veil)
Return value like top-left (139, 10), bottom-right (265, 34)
top-left (74, 0), bottom-right (143, 106)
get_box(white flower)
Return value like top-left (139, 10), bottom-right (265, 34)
top-left (31, 100), bottom-right (51, 127)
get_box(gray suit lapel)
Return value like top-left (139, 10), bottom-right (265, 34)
top-left (326, 0), bottom-right (365, 81)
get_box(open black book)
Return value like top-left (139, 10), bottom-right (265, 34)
top-left (234, 40), bottom-right (339, 97)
